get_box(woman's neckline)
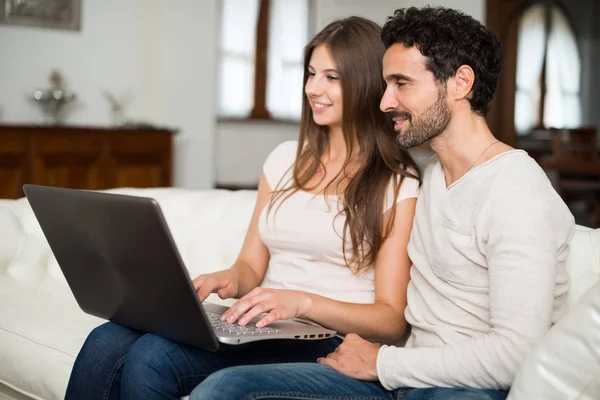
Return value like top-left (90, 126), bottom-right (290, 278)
top-left (296, 189), bottom-right (340, 198)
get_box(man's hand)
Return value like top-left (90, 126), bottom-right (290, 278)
top-left (317, 333), bottom-right (380, 381)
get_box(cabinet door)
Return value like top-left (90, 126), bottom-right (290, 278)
top-left (107, 133), bottom-right (172, 188)
top-left (33, 134), bottom-right (107, 190)
top-left (0, 134), bottom-right (29, 199)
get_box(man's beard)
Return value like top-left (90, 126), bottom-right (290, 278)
top-left (394, 86), bottom-right (452, 149)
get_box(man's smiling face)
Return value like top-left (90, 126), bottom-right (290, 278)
top-left (380, 43), bottom-right (452, 149)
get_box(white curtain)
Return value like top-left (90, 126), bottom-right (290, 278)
top-left (543, 6), bottom-right (582, 128)
top-left (218, 0), bottom-right (260, 118)
top-left (514, 4), bottom-right (546, 135)
top-left (217, 0), bottom-right (308, 120)
top-left (266, 0), bottom-right (309, 120)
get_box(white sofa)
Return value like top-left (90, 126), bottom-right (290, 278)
top-left (0, 188), bottom-right (598, 400)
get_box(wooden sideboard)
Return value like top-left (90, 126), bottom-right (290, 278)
top-left (0, 125), bottom-right (177, 199)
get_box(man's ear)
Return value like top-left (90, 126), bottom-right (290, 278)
top-left (452, 65), bottom-right (475, 100)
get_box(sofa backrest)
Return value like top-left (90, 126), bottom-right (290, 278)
top-left (0, 188), bottom-right (257, 295)
top-left (563, 225), bottom-right (600, 309)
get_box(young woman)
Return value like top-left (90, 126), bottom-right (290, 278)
top-left (65, 16), bottom-right (420, 400)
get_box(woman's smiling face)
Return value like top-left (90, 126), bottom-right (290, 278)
top-left (304, 44), bottom-right (343, 129)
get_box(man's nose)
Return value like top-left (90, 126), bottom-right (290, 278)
top-left (380, 86), bottom-right (399, 112)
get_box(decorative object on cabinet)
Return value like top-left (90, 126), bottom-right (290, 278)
top-left (31, 70), bottom-right (77, 124)
top-left (0, 124), bottom-right (177, 199)
top-left (0, 0), bottom-right (81, 31)
top-left (103, 90), bottom-right (134, 127)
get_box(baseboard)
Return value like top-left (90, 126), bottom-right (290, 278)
top-left (214, 183), bottom-right (258, 191)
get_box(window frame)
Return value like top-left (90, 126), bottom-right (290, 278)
top-left (486, 0), bottom-right (581, 144)
top-left (217, 0), bottom-right (313, 125)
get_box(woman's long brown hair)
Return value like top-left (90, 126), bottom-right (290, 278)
top-left (268, 17), bottom-right (420, 273)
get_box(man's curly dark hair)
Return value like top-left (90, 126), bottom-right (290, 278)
top-left (381, 7), bottom-right (502, 116)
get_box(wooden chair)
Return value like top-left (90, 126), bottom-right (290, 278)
top-left (544, 127), bottom-right (600, 227)
top-left (551, 127), bottom-right (599, 162)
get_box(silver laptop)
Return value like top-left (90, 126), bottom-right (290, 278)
top-left (23, 184), bottom-right (335, 351)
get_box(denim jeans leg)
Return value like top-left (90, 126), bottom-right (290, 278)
top-left (404, 387), bottom-right (508, 400)
top-left (65, 322), bottom-right (144, 400)
top-left (189, 362), bottom-right (400, 400)
top-left (67, 320), bottom-right (342, 400)
top-left (120, 335), bottom-right (344, 399)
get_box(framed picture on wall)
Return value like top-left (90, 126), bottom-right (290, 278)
top-left (0, 0), bottom-right (81, 31)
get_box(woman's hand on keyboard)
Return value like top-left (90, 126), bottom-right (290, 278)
top-left (220, 288), bottom-right (313, 327)
top-left (193, 270), bottom-right (239, 302)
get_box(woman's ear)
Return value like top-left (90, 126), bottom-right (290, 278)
top-left (453, 65), bottom-right (475, 100)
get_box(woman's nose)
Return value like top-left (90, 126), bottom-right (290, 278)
top-left (305, 76), bottom-right (324, 97)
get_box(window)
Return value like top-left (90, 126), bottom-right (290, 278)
top-left (217, 0), bottom-right (310, 121)
top-left (514, 1), bottom-right (581, 135)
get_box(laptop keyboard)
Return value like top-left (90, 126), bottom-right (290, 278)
top-left (206, 312), bottom-right (282, 335)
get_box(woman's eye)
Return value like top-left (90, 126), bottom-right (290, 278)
top-left (307, 71), bottom-right (316, 77)
top-left (327, 75), bottom-right (339, 81)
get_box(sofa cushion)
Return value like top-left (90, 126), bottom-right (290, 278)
top-left (0, 290), bottom-right (102, 400)
top-left (0, 204), bottom-right (25, 273)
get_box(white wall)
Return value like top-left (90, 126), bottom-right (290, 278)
top-left (0, 0), bottom-right (218, 189)
top-left (216, 0), bottom-right (485, 186)
top-left (216, 122), bottom-right (299, 186)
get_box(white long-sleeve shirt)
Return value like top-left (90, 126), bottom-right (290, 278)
top-left (376, 150), bottom-right (575, 390)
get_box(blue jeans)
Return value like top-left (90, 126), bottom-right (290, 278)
top-left (190, 363), bottom-right (509, 400)
top-left (65, 322), bottom-right (343, 399)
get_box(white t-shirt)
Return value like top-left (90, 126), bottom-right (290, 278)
top-left (258, 140), bottom-right (419, 304)
top-left (376, 150), bottom-right (575, 390)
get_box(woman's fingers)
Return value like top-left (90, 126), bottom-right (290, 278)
top-left (217, 285), bottom-right (236, 299)
top-left (192, 274), bottom-right (206, 291)
top-left (238, 301), bottom-right (274, 326)
top-left (196, 276), bottom-right (228, 302)
top-left (196, 278), bottom-right (217, 302)
top-left (255, 310), bottom-right (279, 327)
top-left (221, 289), bottom-right (266, 323)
